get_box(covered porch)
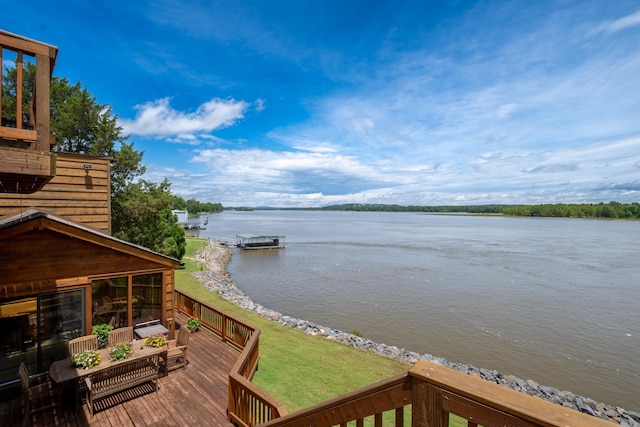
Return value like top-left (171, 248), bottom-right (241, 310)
top-left (0, 210), bottom-right (181, 389)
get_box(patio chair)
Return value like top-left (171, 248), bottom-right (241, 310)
top-left (162, 326), bottom-right (191, 375)
top-left (18, 363), bottom-right (60, 426)
top-left (67, 334), bottom-right (98, 356)
top-left (107, 326), bottom-right (133, 347)
top-left (66, 334), bottom-right (100, 404)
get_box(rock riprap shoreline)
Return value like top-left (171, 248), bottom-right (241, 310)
top-left (193, 242), bottom-right (639, 426)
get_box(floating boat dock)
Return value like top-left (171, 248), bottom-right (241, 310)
top-left (236, 233), bottom-right (285, 250)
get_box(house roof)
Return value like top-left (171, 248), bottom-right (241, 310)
top-left (0, 209), bottom-right (182, 269)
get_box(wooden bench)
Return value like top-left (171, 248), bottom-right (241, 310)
top-left (85, 354), bottom-right (159, 418)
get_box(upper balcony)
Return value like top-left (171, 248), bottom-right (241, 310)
top-left (0, 31), bottom-right (58, 194)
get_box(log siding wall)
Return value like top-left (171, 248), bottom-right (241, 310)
top-left (0, 152), bottom-right (111, 232)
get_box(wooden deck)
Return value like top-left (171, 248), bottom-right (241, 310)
top-left (0, 315), bottom-right (237, 426)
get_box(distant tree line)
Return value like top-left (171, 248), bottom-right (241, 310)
top-left (502, 202), bottom-right (640, 219)
top-left (321, 204), bottom-right (508, 213)
top-left (171, 197), bottom-right (224, 215)
top-left (320, 202), bottom-right (640, 218)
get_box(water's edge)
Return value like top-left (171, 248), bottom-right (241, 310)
top-left (193, 242), bottom-right (640, 426)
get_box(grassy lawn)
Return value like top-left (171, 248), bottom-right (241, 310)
top-left (176, 238), bottom-right (466, 426)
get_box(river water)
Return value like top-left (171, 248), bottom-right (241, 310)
top-left (198, 210), bottom-right (639, 411)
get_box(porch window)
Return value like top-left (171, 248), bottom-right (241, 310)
top-left (0, 289), bottom-right (84, 386)
top-left (132, 273), bottom-right (162, 325)
top-left (91, 277), bottom-right (128, 328)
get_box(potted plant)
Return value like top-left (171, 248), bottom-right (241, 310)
top-left (144, 334), bottom-right (167, 347)
top-left (72, 350), bottom-right (101, 369)
top-left (109, 343), bottom-right (133, 361)
top-left (186, 317), bottom-right (200, 332)
top-left (92, 323), bottom-right (114, 349)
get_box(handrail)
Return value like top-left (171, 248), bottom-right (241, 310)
top-left (260, 374), bottom-right (412, 427)
top-left (174, 289), bottom-right (286, 426)
top-left (409, 360), bottom-right (615, 427)
top-left (261, 360), bottom-right (616, 427)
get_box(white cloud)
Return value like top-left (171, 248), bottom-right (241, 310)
top-left (140, 3), bottom-right (640, 207)
top-left (190, 147), bottom-right (392, 184)
top-left (120, 97), bottom-right (249, 140)
top-left (142, 130), bottom-right (640, 207)
top-left (593, 9), bottom-right (640, 34)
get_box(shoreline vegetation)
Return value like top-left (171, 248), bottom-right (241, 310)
top-left (182, 239), bottom-right (639, 426)
top-left (222, 202), bottom-right (640, 220)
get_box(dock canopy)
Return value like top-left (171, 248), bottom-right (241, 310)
top-left (236, 233), bottom-right (285, 250)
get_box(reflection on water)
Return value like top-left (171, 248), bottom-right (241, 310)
top-left (200, 210), bottom-right (640, 411)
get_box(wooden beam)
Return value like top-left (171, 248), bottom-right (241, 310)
top-left (34, 52), bottom-right (51, 151)
top-left (0, 127), bottom-right (37, 142)
top-left (56, 276), bottom-right (89, 287)
top-left (0, 32), bottom-right (53, 57)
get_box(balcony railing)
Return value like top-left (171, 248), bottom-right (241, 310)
top-left (175, 289), bottom-right (616, 427)
top-left (0, 30), bottom-right (58, 193)
top-left (174, 289), bottom-right (287, 426)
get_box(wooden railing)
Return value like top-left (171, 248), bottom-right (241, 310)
top-left (0, 30), bottom-right (57, 150)
top-left (260, 359), bottom-right (616, 427)
top-left (175, 289), bottom-right (615, 427)
top-left (0, 30), bottom-right (58, 193)
top-left (174, 289), bottom-right (287, 426)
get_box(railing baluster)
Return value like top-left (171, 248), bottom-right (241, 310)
top-left (0, 48), bottom-right (3, 120)
top-left (16, 51), bottom-right (23, 129)
top-left (395, 407), bottom-right (403, 427)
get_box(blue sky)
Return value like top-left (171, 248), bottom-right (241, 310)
top-left (4, 1), bottom-right (640, 207)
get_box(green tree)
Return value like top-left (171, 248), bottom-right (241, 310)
top-left (171, 195), bottom-right (224, 214)
top-left (111, 179), bottom-right (186, 259)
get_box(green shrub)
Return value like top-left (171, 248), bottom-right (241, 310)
top-left (186, 317), bottom-right (201, 329)
top-left (92, 323), bottom-right (114, 348)
top-left (109, 343), bottom-right (133, 361)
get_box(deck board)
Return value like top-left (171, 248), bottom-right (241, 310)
top-left (0, 314), bottom-right (237, 426)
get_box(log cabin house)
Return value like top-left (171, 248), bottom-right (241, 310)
top-left (0, 29), bottom-right (619, 427)
top-left (0, 30), bottom-right (180, 389)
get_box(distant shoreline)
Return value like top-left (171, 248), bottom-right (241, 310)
top-left (192, 241), bottom-right (640, 426)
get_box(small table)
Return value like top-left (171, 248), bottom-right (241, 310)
top-left (134, 324), bottom-right (169, 339)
